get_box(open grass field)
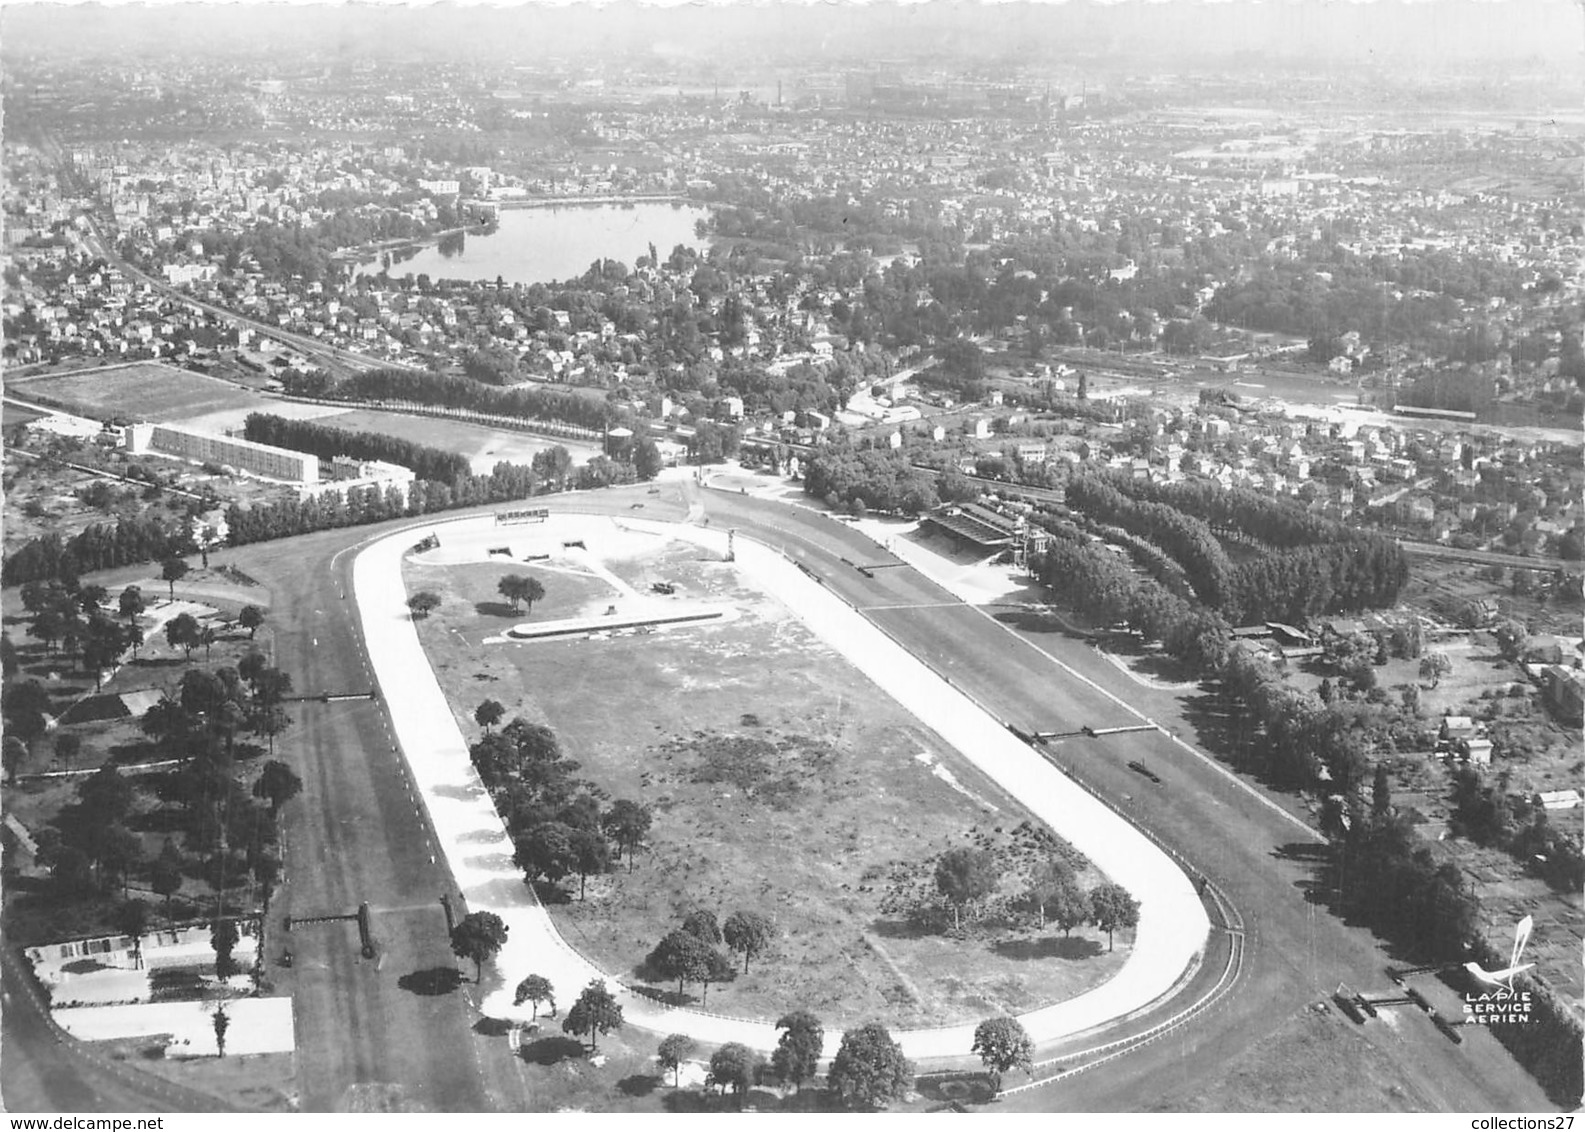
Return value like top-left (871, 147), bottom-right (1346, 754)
top-left (317, 407), bottom-right (601, 473)
top-left (2, 400), bottom-right (50, 428)
top-left (405, 528), bottom-right (1130, 1033)
top-left (9, 363), bottom-right (268, 424)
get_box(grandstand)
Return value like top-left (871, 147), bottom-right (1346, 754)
top-left (923, 502), bottom-right (1018, 550)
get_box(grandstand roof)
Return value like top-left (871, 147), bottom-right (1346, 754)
top-left (925, 503), bottom-right (1017, 548)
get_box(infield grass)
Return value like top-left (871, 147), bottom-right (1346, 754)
top-left (405, 530), bottom-right (1130, 1033)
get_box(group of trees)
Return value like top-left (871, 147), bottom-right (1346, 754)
top-left (336, 368), bottom-right (612, 433)
top-left (496, 573), bottom-right (546, 615)
top-left (643, 908), bottom-right (776, 1004)
top-left (5, 452), bottom-right (559, 590)
top-left (656, 1012), bottom-right (912, 1111)
top-left (1029, 531), bottom-right (1236, 675)
top-left (242, 413), bottom-right (472, 484)
top-left (2, 514), bottom-right (190, 587)
top-left (465, 713), bottom-right (652, 902)
top-left (26, 647), bottom-right (302, 931)
top-left (1057, 472), bottom-right (1410, 627)
top-left (1065, 475), bottom-right (1237, 610)
top-left (221, 460), bottom-right (540, 549)
top-left (1034, 472), bottom-right (1410, 681)
top-left (888, 841), bottom-right (1140, 950)
top-left (802, 447), bottom-right (940, 517)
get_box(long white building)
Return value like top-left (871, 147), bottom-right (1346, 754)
top-left (123, 421), bottom-right (318, 485)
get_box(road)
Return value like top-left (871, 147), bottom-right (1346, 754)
top-left (175, 522), bottom-right (540, 1112)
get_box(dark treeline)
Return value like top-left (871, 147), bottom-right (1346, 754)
top-left (1110, 477), bottom-right (1387, 550)
top-left (2, 516), bottom-right (188, 587)
top-left (4, 461), bottom-right (548, 586)
top-left (1064, 475), bottom-right (1237, 611)
top-left (335, 369), bottom-right (611, 432)
top-left (222, 461), bottom-right (540, 547)
top-left (467, 716), bottom-right (651, 901)
top-left (1064, 472), bottom-right (1408, 624)
top-left (1233, 541), bottom-right (1411, 625)
top-left (1031, 500), bottom-right (1578, 1105)
top-left (1075, 516), bottom-right (1197, 603)
top-left (802, 448), bottom-right (940, 516)
top-left (1029, 522), bottom-right (1234, 675)
top-left (242, 412), bottom-right (471, 484)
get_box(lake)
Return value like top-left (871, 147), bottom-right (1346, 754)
top-left (359, 201), bottom-right (712, 287)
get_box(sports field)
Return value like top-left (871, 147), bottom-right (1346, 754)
top-left (10, 363), bottom-right (271, 423)
top-left (315, 407), bottom-right (601, 473)
top-left (403, 526), bottom-right (1130, 1031)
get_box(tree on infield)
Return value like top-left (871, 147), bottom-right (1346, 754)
top-left (601, 799), bottom-right (652, 870)
top-left (657, 1033), bottom-right (695, 1088)
top-left (972, 1015), bottom-right (1033, 1092)
top-left (569, 826), bottom-right (611, 900)
top-left (699, 945), bottom-right (736, 1005)
top-left (213, 1005), bottom-right (230, 1058)
top-left (646, 929), bottom-right (714, 1000)
top-left (827, 1022), bottom-right (913, 1110)
top-left (562, 979), bottom-right (623, 1053)
top-left (514, 821), bottom-right (577, 888)
top-left (498, 574), bottom-right (547, 615)
top-left (934, 846), bottom-right (999, 930)
top-left (707, 1042), bottom-right (761, 1108)
top-left (1088, 883), bottom-right (1140, 951)
top-left (450, 910), bottom-right (509, 981)
top-left (497, 574), bottom-right (528, 611)
top-left (253, 760), bottom-right (303, 816)
top-left (514, 974), bottom-right (555, 1019)
top-left (1027, 857), bottom-right (1090, 935)
top-left (723, 910), bottom-right (775, 974)
top-left (681, 908), bottom-right (721, 945)
top-left (474, 699), bottom-right (505, 733)
top-left (238, 605), bottom-right (265, 639)
top-left (771, 1010), bottom-right (824, 1092)
top-left (407, 591), bottom-right (442, 619)
top-left (160, 556), bottom-right (190, 601)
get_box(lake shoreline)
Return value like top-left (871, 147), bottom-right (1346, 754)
top-left (352, 200), bottom-right (713, 288)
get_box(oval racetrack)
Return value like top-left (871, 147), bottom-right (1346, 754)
top-left (353, 511), bottom-right (1209, 1059)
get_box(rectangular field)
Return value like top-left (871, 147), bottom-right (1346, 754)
top-left (1, 401), bottom-right (49, 428)
top-left (316, 407), bottom-right (600, 473)
top-left (10, 363), bottom-right (268, 423)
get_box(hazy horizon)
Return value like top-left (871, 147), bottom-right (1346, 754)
top-left (3, 0), bottom-right (1582, 71)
